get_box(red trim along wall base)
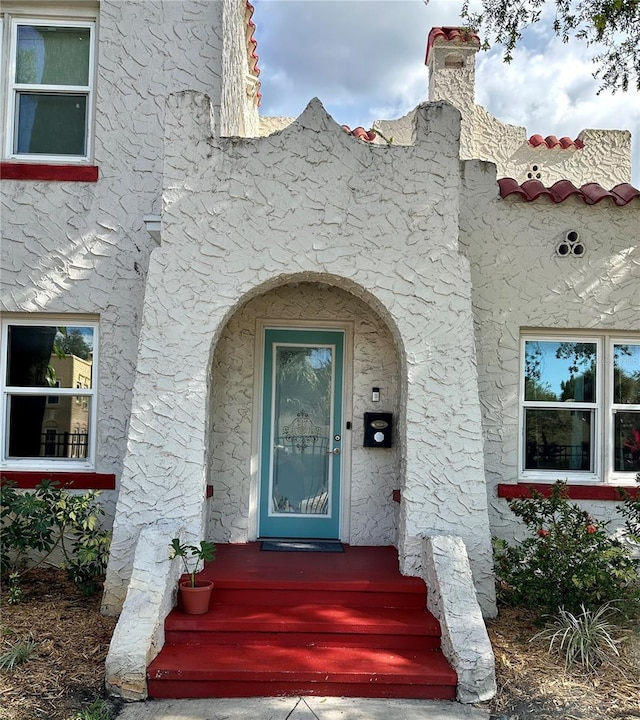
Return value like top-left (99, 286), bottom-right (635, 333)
top-left (498, 483), bottom-right (638, 501)
top-left (0, 163), bottom-right (99, 182)
top-left (1, 471), bottom-right (116, 490)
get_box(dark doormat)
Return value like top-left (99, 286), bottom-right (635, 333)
top-left (261, 540), bottom-right (344, 553)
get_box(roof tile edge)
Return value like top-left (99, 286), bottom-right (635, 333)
top-left (425, 26), bottom-right (481, 65)
top-left (498, 178), bottom-right (640, 206)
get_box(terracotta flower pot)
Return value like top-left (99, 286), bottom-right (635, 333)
top-left (179, 579), bottom-right (213, 615)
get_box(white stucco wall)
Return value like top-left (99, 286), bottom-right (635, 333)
top-left (1, 1), bottom-right (225, 521)
top-left (102, 92), bottom-right (496, 615)
top-left (427, 40), bottom-right (632, 187)
top-left (459, 159), bottom-right (640, 542)
top-left (500, 129), bottom-right (632, 186)
top-left (208, 282), bottom-right (400, 546)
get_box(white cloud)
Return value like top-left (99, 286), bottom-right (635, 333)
top-left (254, 0), bottom-right (640, 184)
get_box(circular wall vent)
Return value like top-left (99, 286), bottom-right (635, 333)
top-left (556, 230), bottom-right (585, 257)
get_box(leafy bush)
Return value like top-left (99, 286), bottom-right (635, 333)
top-left (494, 481), bottom-right (640, 616)
top-left (617, 473), bottom-right (640, 543)
top-left (0, 478), bottom-right (111, 596)
top-left (533, 603), bottom-right (624, 672)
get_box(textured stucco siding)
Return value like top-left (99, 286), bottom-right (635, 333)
top-left (102, 93), bottom-right (495, 614)
top-left (0, 1), bottom-right (224, 518)
top-left (497, 128), bottom-right (632, 186)
top-left (459, 159), bottom-right (640, 542)
top-left (428, 46), bottom-right (632, 187)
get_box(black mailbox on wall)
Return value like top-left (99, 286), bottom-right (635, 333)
top-left (363, 412), bottom-right (393, 448)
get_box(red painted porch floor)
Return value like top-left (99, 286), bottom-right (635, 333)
top-left (147, 543), bottom-right (457, 699)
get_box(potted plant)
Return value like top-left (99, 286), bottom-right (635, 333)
top-left (169, 538), bottom-right (217, 614)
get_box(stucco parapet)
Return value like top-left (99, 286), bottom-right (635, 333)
top-left (259, 116), bottom-right (296, 136)
top-left (422, 535), bottom-right (496, 704)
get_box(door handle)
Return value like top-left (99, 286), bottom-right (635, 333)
top-left (327, 447), bottom-right (341, 455)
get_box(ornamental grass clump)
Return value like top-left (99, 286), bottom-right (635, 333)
top-left (0, 635), bottom-right (38, 670)
top-left (494, 481), bottom-right (640, 617)
top-left (533, 603), bottom-right (625, 673)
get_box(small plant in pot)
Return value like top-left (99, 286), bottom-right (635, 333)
top-left (169, 538), bottom-right (217, 614)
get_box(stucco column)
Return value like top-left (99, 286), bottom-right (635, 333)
top-left (395, 257), bottom-right (496, 616)
top-left (102, 92), bottom-right (220, 615)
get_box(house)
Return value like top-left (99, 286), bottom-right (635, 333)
top-left (1, 1), bottom-right (638, 704)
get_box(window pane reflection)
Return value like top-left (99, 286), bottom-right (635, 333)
top-left (7, 325), bottom-right (94, 388)
top-left (614, 411), bottom-right (640, 472)
top-left (16, 94), bottom-right (87, 155)
top-left (524, 341), bottom-right (596, 403)
top-left (525, 409), bottom-right (592, 471)
top-left (613, 344), bottom-right (640, 405)
top-left (17, 25), bottom-right (90, 86)
top-left (8, 395), bottom-right (91, 459)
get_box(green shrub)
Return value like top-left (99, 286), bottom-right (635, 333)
top-left (0, 478), bottom-right (111, 597)
top-left (617, 473), bottom-right (640, 543)
top-left (494, 481), bottom-right (639, 616)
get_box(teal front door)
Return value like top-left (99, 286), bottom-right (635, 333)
top-left (259, 328), bottom-right (344, 539)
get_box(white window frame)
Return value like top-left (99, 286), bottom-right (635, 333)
top-left (0, 316), bottom-right (99, 471)
top-left (519, 332), bottom-right (640, 485)
top-left (609, 337), bottom-right (640, 483)
top-left (3, 16), bottom-right (96, 163)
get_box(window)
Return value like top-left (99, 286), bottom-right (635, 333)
top-left (0, 319), bottom-right (98, 469)
top-left (3, 17), bottom-right (96, 162)
top-left (520, 334), bottom-right (640, 483)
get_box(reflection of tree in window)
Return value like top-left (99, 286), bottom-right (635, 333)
top-left (8, 325), bottom-right (57, 457)
top-left (613, 343), bottom-right (640, 472)
top-left (6, 325), bottom-right (93, 459)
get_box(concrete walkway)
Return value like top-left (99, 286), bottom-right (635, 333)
top-left (117, 696), bottom-right (491, 720)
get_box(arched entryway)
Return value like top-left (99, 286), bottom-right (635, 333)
top-left (207, 279), bottom-right (402, 546)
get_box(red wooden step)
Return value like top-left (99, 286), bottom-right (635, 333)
top-left (148, 544), bottom-right (457, 700)
top-left (164, 603), bottom-right (442, 650)
top-left (147, 643), bottom-right (457, 700)
top-left (211, 586), bottom-right (426, 608)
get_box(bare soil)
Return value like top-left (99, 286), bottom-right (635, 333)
top-left (1, 570), bottom-right (638, 720)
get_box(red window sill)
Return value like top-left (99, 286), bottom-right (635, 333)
top-left (0, 163), bottom-right (99, 182)
top-left (498, 483), bottom-right (638, 501)
top-left (1, 471), bottom-right (115, 490)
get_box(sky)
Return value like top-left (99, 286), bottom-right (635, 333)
top-left (252, 0), bottom-right (640, 186)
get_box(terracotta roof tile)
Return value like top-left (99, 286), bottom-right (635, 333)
top-left (528, 134), bottom-right (584, 150)
top-left (246, 1), bottom-right (261, 106)
top-left (498, 178), bottom-right (640, 206)
top-left (341, 125), bottom-right (377, 143)
top-left (425, 26), bottom-right (481, 65)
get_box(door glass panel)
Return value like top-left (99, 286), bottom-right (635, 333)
top-left (271, 346), bottom-right (332, 516)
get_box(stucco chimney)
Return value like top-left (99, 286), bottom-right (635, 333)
top-left (426, 27), bottom-right (480, 155)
